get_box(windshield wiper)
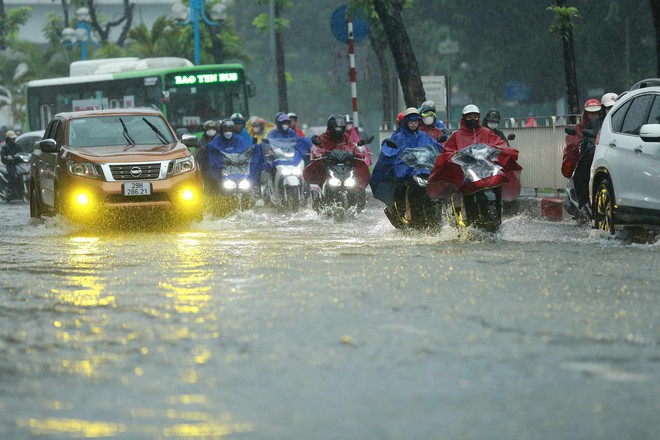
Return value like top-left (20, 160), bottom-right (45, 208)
top-left (119, 118), bottom-right (135, 145)
top-left (142, 118), bottom-right (169, 144)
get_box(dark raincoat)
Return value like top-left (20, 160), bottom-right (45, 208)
top-left (207, 134), bottom-right (262, 185)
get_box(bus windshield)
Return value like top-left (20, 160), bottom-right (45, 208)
top-left (164, 70), bottom-right (248, 133)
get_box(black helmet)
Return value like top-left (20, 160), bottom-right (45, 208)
top-left (220, 119), bottom-right (235, 132)
top-left (203, 120), bottom-right (216, 130)
top-left (327, 114), bottom-right (347, 138)
top-left (231, 113), bottom-right (245, 124)
top-left (483, 109), bottom-right (501, 123)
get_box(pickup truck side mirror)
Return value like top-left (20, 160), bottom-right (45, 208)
top-left (181, 133), bottom-right (198, 148)
top-left (39, 138), bottom-right (59, 153)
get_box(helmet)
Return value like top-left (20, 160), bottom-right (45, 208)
top-left (419, 104), bottom-right (435, 115)
top-left (396, 111), bottom-right (405, 126)
top-left (601, 92), bottom-right (618, 108)
top-left (327, 114), bottom-right (347, 138)
top-left (421, 100), bottom-right (436, 112)
top-left (483, 109), bottom-right (501, 122)
top-left (220, 119), bottom-right (235, 132)
top-left (462, 104), bottom-right (480, 115)
top-left (287, 112), bottom-right (298, 119)
top-left (584, 99), bottom-right (602, 112)
top-left (403, 107), bottom-right (421, 118)
top-left (277, 113), bottom-right (290, 123)
top-left (230, 113), bottom-right (244, 123)
top-left (203, 120), bottom-right (216, 130)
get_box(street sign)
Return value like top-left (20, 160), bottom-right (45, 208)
top-left (330, 4), bottom-right (368, 44)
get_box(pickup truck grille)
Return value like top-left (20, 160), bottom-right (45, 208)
top-left (109, 163), bottom-right (161, 180)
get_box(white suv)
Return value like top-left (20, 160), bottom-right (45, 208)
top-left (590, 79), bottom-right (660, 234)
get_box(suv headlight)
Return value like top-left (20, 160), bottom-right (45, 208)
top-left (67, 160), bottom-right (102, 179)
top-left (169, 156), bottom-right (195, 176)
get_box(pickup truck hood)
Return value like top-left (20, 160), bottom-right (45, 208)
top-left (67, 143), bottom-right (190, 162)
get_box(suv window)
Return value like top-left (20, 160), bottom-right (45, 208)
top-left (620, 94), bottom-right (654, 135)
top-left (610, 99), bottom-right (632, 133)
top-left (645, 95), bottom-right (660, 125)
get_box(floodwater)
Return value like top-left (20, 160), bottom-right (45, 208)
top-left (1, 199), bottom-right (658, 439)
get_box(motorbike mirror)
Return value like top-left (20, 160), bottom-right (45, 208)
top-left (181, 133), bottom-right (198, 148)
top-left (507, 133), bottom-right (516, 141)
top-left (39, 138), bottom-right (59, 153)
top-left (357, 140), bottom-right (366, 146)
top-left (365, 135), bottom-right (375, 144)
top-left (564, 127), bottom-right (577, 135)
top-left (311, 135), bottom-right (320, 146)
top-left (437, 134), bottom-right (449, 143)
top-left (582, 128), bottom-right (596, 138)
top-left (384, 138), bottom-right (397, 149)
top-left (261, 138), bottom-right (269, 144)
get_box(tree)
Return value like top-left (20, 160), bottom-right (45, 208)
top-left (87, 0), bottom-right (134, 47)
top-left (0, 1), bottom-right (30, 50)
top-left (651, 0), bottom-right (660, 76)
top-left (253, 0), bottom-right (291, 112)
top-left (548, 2), bottom-right (580, 120)
top-left (355, 0), bottom-right (424, 108)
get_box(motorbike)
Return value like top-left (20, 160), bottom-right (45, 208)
top-left (209, 145), bottom-right (259, 216)
top-left (426, 143), bottom-right (522, 233)
top-left (0, 152), bottom-right (30, 203)
top-left (303, 147), bottom-right (371, 221)
top-left (373, 139), bottom-right (443, 230)
top-left (260, 137), bottom-right (311, 212)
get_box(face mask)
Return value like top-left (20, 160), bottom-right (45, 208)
top-left (253, 126), bottom-right (263, 134)
top-left (423, 116), bottom-right (434, 126)
top-left (223, 131), bottom-right (233, 140)
top-left (487, 122), bottom-right (498, 129)
top-left (465, 119), bottom-right (479, 129)
top-left (206, 130), bottom-right (216, 137)
top-left (281, 124), bottom-right (289, 131)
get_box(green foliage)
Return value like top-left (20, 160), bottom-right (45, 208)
top-left (93, 42), bottom-right (127, 59)
top-left (3, 6), bottom-right (32, 46)
top-left (252, 14), bottom-right (289, 32)
top-left (547, 6), bottom-right (581, 40)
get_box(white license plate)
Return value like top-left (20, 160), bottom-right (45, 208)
top-left (123, 181), bottom-right (152, 196)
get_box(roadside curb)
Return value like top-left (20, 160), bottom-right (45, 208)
top-left (504, 194), bottom-right (566, 221)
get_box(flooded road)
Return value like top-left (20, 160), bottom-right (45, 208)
top-left (1, 200), bottom-right (659, 439)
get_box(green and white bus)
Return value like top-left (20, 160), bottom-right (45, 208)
top-left (25, 57), bottom-right (254, 132)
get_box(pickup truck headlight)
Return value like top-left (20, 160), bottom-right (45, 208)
top-left (67, 160), bottom-right (102, 179)
top-left (169, 156), bottom-right (195, 176)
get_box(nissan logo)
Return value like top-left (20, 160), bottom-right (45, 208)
top-left (130, 166), bottom-right (143, 177)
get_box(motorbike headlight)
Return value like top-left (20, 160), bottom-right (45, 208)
top-left (67, 160), bottom-right (102, 180)
top-left (344, 177), bottom-right (357, 187)
top-left (281, 169), bottom-right (292, 176)
top-left (169, 156), bottom-right (195, 176)
top-left (328, 170), bottom-right (342, 187)
top-left (223, 180), bottom-right (237, 189)
top-left (238, 179), bottom-right (251, 190)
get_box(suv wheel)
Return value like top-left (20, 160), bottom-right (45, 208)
top-left (594, 179), bottom-right (615, 234)
top-left (29, 181), bottom-right (42, 219)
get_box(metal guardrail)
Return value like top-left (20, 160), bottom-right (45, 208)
top-left (379, 122), bottom-right (574, 193)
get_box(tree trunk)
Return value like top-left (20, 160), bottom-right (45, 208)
top-left (372, 0), bottom-right (425, 108)
top-left (275, 0), bottom-right (288, 112)
top-left (368, 26), bottom-right (391, 126)
top-left (651, 0), bottom-right (660, 76)
top-left (61, 0), bottom-right (69, 28)
top-left (556, 0), bottom-right (580, 122)
top-left (0, 0), bottom-right (6, 50)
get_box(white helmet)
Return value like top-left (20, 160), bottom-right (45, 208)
top-left (601, 92), bottom-right (618, 108)
top-left (462, 104), bottom-right (480, 115)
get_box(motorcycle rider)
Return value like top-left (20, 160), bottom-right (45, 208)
top-left (1, 130), bottom-right (21, 201)
top-left (247, 116), bottom-right (274, 143)
top-left (561, 98), bottom-right (601, 180)
top-left (419, 100), bottom-right (447, 129)
top-left (231, 113), bottom-right (253, 144)
top-left (419, 104), bottom-right (448, 142)
top-left (573, 95), bottom-right (617, 217)
top-left (310, 114), bottom-right (365, 160)
top-left (482, 109), bottom-right (510, 147)
top-left (267, 113), bottom-right (299, 140)
top-left (207, 120), bottom-right (262, 190)
top-left (441, 104), bottom-right (508, 154)
top-left (287, 112), bottom-right (305, 137)
top-left (195, 120), bottom-right (217, 193)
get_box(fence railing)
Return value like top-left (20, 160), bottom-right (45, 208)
top-left (378, 122), bottom-right (573, 193)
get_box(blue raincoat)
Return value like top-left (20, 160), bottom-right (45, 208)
top-left (369, 115), bottom-right (442, 207)
top-left (207, 134), bottom-right (262, 185)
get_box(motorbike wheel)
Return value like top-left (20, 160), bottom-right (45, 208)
top-left (30, 181), bottom-right (42, 219)
top-left (593, 179), bottom-right (615, 235)
top-left (462, 188), bottom-right (502, 233)
top-left (284, 186), bottom-right (300, 212)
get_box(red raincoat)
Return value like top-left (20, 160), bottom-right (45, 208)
top-left (303, 132), bottom-right (370, 188)
top-left (561, 111), bottom-right (589, 178)
top-left (426, 120), bottom-right (521, 201)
